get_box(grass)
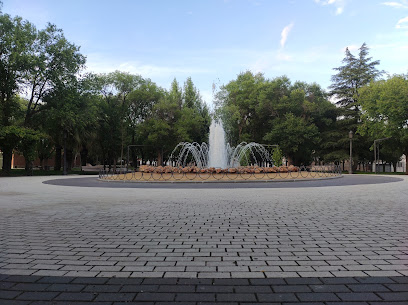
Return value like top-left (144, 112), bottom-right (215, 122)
top-left (0, 168), bottom-right (99, 177)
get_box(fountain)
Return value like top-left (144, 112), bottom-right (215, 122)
top-left (208, 121), bottom-right (228, 168)
top-left (168, 120), bottom-right (273, 169)
top-left (100, 119), bottom-right (342, 181)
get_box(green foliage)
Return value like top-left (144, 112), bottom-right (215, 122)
top-left (327, 43), bottom-right (384, 164)
top-left (0, 11), bottom-right (85, 174)
top-left (135, 78), bottom-right (210, 164)
top-left (3, 7), bottom-right (407, 174)
top-left (272, 147), bottom-right (283, 166)
top-left (330, 43), bottom-right (383, 109)
top-left (239, 149), bottom-right (250, 166)
top-left (216, 71), bottom-right (334, 165)
top-left (359, 74), bottom-right (408, 172)
top-left (264, 113), bottom-right (319, 165)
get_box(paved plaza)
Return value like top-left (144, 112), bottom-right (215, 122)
top-left (1, 174), bottom-right (408, 304)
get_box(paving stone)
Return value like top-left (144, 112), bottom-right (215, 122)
top-left (273, 284), bottom-right (311, 292)
top-left (213, 279), bottom-right (250, 285)
top-left (135, 292), bottom-right (176, 301)
top-left (250, 278), bottom-right (286, 285)
top-left (16, 291), bottom-right (60, 301)
top-left (355, 276), bottom-right (396, 284)
top-left (10, 283), bottom-right (50, 291)
top-left (2, 175), bottom-right (408, 303)
top-left (377, 292), bottom-right (408, 301)
top-left (257, 292), bottom-right (298, 302)
top-left (175, 293), bottom-right (215, 302)
top-left (234, 285), bottom-right (272, 293)
top-left (286, 278), bottom-right (323, 285)
top-left (0, 290), bottom-right (23, 299)
top-left (37, 276), bottom-right (75, 284)
top-left (216, 293), bottom-right (257, 302)
top-left (320, 278), bottom-right (359, 284)
top-left (72, 277), bottom-right (109, 284)
top-left (297, 292), bottom-right (340, 302)
top-left (309, 284), bottom-right (351, 292)
top-left (94, 292), bottom-right (136, 302)
top-left (0, 301), bottom-right (32, 305)
top-left (348, 283), bottom-right (391, 292)
top-left (336, 292), bottom-right (382, 301)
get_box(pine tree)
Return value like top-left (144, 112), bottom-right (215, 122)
top-left (328, 43), bottom-right (384, 169)
top-left (330, 43), bottom-right (383, 110)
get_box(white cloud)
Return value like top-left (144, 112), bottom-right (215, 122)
top-left (396, 16), bottom-right (408, 28)
top-left (85, 54), bottom-right (213, 78)
top-left (314, 0), bottom-right (346, 15)
top-left (276, 51), bottom-right (292, 61)
top-left (382, 1), bottom-right (408, 9)
top-left (280, 23), bottom-right (294, 48)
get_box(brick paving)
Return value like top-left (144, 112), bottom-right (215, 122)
top-left (1, 175), bottom-right (408, 303)
top-left (1, 275), bottom-right (408, 304)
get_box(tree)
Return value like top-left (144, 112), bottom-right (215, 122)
top-left (126, 79), bottom-right (164, 166)
top-left (272, 146), bottom-right (283, 166)
top-left (0, 13), bottom-right (36, 174)
top-left (264, 113), bottom-right (319, 165)
top-left (19, 23), bottom-right (86, 173)
top-left (95, 71), bottom-right (149, 170)
top-left (216, 71), bottom-right (335, 165)
top-left (138, 78), bottom-right (210, 164)
top-left (358, 75), bottom-right (408, 174)
top-left (330, 43), bottom-right (383, 109)
top-left (40, 75), bottom-right (98, 172)
top-left (215, 71), bottom-right (266, 144)
top-left (328, 43), bottom-right (384, 169)
top-left (0, 12), bottom-right (86, 174)
top-left (168, 78), bottom-right (182, 109)
top-left (23, 23), bottom-right (86, 127)
top-left (139, 95), bottom-right (180, 165)
top-left (181, 77), bottom-right (210, 143)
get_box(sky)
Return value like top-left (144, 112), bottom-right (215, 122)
top-left (2, 0), bottom-right (408, 107)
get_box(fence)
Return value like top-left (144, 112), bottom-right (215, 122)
top-left (99, 165), bottom-right (342, 182)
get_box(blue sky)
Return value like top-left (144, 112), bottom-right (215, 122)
top-left (3, 0), bottom-right (408, 107)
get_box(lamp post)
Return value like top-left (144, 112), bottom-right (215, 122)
top-left (349, 130), bottom-right (353, 174)
top-left (373, 137), bottom-right (391, 174)
top-left (63, 129), bottom-right (67, 175)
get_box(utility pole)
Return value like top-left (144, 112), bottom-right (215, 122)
top-left (349, 131), bottom-right (353, 174)
top-left (63, 130), bottom-right (67, 175)
top-left (373, 137), bottom-right (391, 174)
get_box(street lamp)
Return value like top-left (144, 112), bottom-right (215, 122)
top-left (349, 130), bottom-right (353, 174)
top-left (373, 137), bottom-right (391, 174)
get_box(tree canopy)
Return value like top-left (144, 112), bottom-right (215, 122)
top-left (359, 74), bottom-right (408, 173)
top-left (2, 7), bottom-right (408, 174)
top-left (216, 71), bottom-right (336, 165)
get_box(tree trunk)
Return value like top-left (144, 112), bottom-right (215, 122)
top-left (66, 149), bottom-right (73, 171)
top-left (352, 161), bottom-right (358, 172)
top-left (80, 145), bottom-right (88, 166)
top-left (1, 146), bottom-right (13, 175)
top-left (157, 149), bottom-right (162, 166)
top-left (24, 159), bottom-right (33, 176)
top-left (405, 150), bottom-right (408, 175)
top-left (55, 145), bottom-right (62, 171)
